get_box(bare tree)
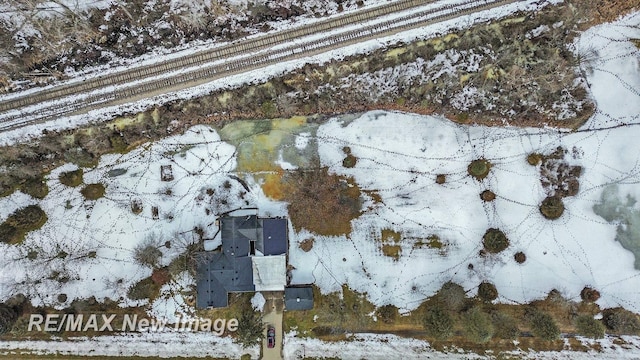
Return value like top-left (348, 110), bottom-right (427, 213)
top-left (133, 234), bottom-right (164, 268)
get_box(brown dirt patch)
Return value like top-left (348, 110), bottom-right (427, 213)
top-left (539, 147), bottom-right (582, 198)
top-left (381, 229), bottom-right (401, 243)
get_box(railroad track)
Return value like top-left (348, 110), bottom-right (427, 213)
top-left (0, 0), bottom-right (437, 114)
top-left (0, 0), bottom-right (517, 133)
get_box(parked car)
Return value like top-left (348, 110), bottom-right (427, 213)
top-left (267, 326), bottom-right (276, 348)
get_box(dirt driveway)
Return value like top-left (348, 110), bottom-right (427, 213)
top-left (261, 291), bottom-right (284, 360)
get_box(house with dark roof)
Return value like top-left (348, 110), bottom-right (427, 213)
top-left (196, 211), bottom-right (288, 309)
top-left (284, 286), bottom-right (314, 311)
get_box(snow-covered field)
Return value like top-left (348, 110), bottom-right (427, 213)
top-left (0, 6), bottom-right (638, 360)
top-left (0, 331), bottom-right (259, 358)
top-left (285, 12), bottom-right (640, 314)
top-left (291, 109), bottom-right (640, 310)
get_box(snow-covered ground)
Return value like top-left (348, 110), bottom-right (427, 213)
top-left (572, 11), bottom-right (640, 130)
top-left (0, 331), bottom-right (259, 358)
top-left (287, 11), bottom-right (640, 313)
top-left (0, 0), bottom-right (561, 146)
top-left (0, 124), bottom-right (288, 309)
top-left (0, 6), bottom-right (638, 360)
top-left (290, 109), bottom-right (640, 310)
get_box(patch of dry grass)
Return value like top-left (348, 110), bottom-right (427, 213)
top-left (381, 229), bottom-right (401, 243)
top-left (283, 168), bottom-right (362, 236)
top-left (381, 244), bottom-right (401, 260)
top-left (285, 283), bottom-right (620, 354)
top-left (284, 285), bottom-right (378, 338)
top-left (379, 229), bottom-right (402, 260)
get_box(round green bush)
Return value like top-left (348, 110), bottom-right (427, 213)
top-left (127, 277), bottom-right (160, 301)
top-left (0, 303), bottom-right (19, 335)
top-left (492, 312), bottom-right (519, 339)
top-left (434, 281), bottom-right (467, 312)
top-left (81, 183), bottom-right (106, 200)
top-left (0, 179), bottom-right (14, 198)
top-left (109, 134), bottom-right (128, 153)
top-left (580, 287), bottom-right (600, 302)
top-left (462, 307), bottom-right (494, 343)
top-left (422, 306), bottom-right (454, 340)
top-left (482, 228), bottom-right (509, 253)
top-left (1, 205), bottom-right (48, 245)
top-left (22, 178), bottom-right (49, 199)
top-left (575, 315), bottom-right (605, 339)
top-left (540, 196), bottom-right (564, 219)
top-left (468, 159), bottom-right (492, 180)
top-left (527, 153), bottom-right (543, 165)
top-left (0, 223), bottom-right (20, 245)
top-left (480, 190), bottom-right (496, 201)
top-left (9, 205), bottom-right (47, 229)
top-left (376, 304), bottom-right (398, 324)
top-left (528, 310), bottom-right (560, 341)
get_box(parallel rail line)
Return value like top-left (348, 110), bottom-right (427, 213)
top-left (0, 0), bottom-right (435, 113)
top-left (0, 0), bottom-right (516, 132)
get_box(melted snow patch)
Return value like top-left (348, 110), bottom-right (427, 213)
top-left (295, 132), bottom-right (312, 150)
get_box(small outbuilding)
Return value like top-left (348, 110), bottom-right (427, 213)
top-left (284, 286), bottom-right (314, 311)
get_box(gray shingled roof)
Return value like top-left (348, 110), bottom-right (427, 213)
top-left (285, 287), bottom-right (314, 310)
top-left (196, 214), bottom-right (289, 308)
top-left (195, 251), bottom-right (256, 308)
top-left (196, 216), bottom-right (257, 308)
top-left (222, 215), bottom-right (258, 257)
top-left (263, 218), bottom-right (288, 256)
